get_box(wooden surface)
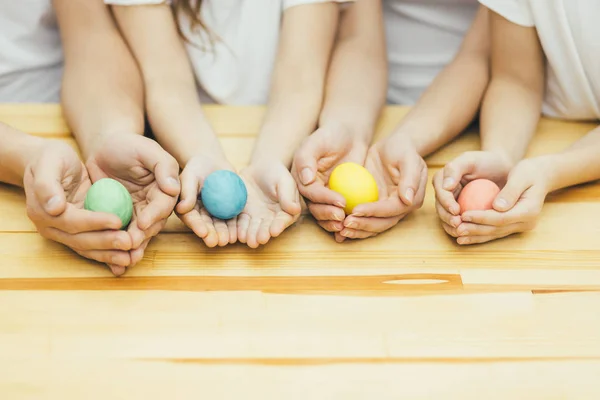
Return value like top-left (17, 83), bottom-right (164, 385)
top-left (1, 104), bottom-right (600, 399)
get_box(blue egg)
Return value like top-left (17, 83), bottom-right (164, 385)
top-left (200, 170), bottom-right (248, 220)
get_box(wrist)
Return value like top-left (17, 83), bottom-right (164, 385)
top-left (0, 131), bottom-right (45, 186)
top-left (318, 119), bottom-right (373, 145)
top-left (528, 154), bottom-right (562, 193)
top-left (83, 129), bottom-right (141, 162)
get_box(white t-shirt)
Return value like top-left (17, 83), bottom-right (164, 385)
top-left (480, 0), bottom-right (600, 120)
top-left (106, 0), bottom-right (352, 105)
top-left (0, 0), bottom-right (63, 102)
top-left (384, 0), bottom-right (479, 105)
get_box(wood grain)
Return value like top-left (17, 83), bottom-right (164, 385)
top-left (0, 105), bottom-right (599, 399)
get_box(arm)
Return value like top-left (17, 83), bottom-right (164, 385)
top-left (318, 0), bottom-right (387, 143)
top-left (394, 5), bottom-right (491, 157)
top-left (251, 3), bottom-right (340, 167)
top-left (479, 9), bottom-right (545, 165)
top-left (0, 123), bottom-right (44, 187)
top-left (110, 4), bottom-right (225, 167)
top-left (53, 0), bottom-right (145, 159)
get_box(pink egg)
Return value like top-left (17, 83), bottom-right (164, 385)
top-left (457, 179), bottom-right (501, 214)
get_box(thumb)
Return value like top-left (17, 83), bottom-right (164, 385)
top-left (277, 174), bottom-right (302, 216)
top-left (493, 173), bottom-right (529, 212)
top-left (31, 153), bottom-right (69, 216)
top-left (398, 154), bottom-right (426, 206)
top-left (294, 136), bottom-right (325, 186)
top-left (139, 139), bottom-right (181, 197)
top-left (442, 153), bottom-right (478, 191)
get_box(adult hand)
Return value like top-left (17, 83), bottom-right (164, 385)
top-left (24, 140), bottom-right (132, 276)
top-left (175, 155), bottom-right (238, 248)
top-left (454, 157), bottom-right (551, 245)
top-left (238, 162), bottom-right (302, 249)
top-left (292, 124), bottom-right (369, 235)
top-left (338, 134), bottom-right (427, 242)
top-left (432, 150), bottom-right (514, 238)
top-left (86, 134), bottom-right (180, 269)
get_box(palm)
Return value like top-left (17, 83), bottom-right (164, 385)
top-left (240, 169), bottom-right (297, 226)
top-left (364, 147), bottom-right (399, 201)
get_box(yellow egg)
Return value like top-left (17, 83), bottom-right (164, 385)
top-left (329, 162), bottom-right (379, 214)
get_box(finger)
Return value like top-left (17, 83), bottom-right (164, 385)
top-left (352, 196), bottom-right (405, 218)
top-left (441, 221), bottom-right (460, 238)
top-left (53, 205), bottom-right (123, 234)
top-left (299, 183), bottom-right (346, 209)
top-left (127, 215), bottom-right (147, 249)
top-left (339, 228), bottom-right (377, 240)
top-left (317, 220), bottom-right (344, 233)
top-left (442, 153), bottom-right (476, 191)
top-left (398, 156), bottom-right (426, 206)
top-left (108, 264), bottom-right (126, 277)
top-left (237, 213), bottom-right (251, 244)
top-left (257, 218), bottom-right (273, 245)
top-left (457, 234), bottom-right (512, 246)
top-left (294, 141), bottom-right (320, 186)
top-left (456, 222), bottom-right (530, 238)
top-left (334, 232), bottom-right (346, 243)
top-left (435, 200), bottom-right (462, 228)
top-left (179, 209), bottom-right (209, 239)
top-left (138, 140), bottom-right (181, 197)
top-left (213, 219), bottom-right (230, 247)
top-left (246, 217), bottom-right (262, 249)
top-left (200, 212), bottom-right (219, 248)
top-left (493, 174), bottom-right (531, 212)
top-left (44, 227), bottom-right (133, 251)
top-left (137, 192), bottom-right (176, 231)
top-left (307, 202), bottom-right (345, 222)
top-left (77, 249), bottom-right (131, 267)
top-left (433, 171), bottom-right (460, 216)
top-left (130, 238), bottom-right (151, 267)
top-left (30, 151), bottom-right (70, 216)
top-left (343, 215), bottom-right (403, 234)
top-left (226, 218), bottom-right (238, 244)
top-left (270, 211), bottom-right (296, 238)
top-left (462, 195), bottom-right (542, 227)
top-left (176, 171), bottom-right (200, 215)
top-left (277, 174), bottom-right (302, 217)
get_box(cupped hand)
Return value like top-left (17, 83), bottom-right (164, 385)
top-left (453, 157), bottom-right (551, 245)
top-left (85, 134), bottom-right (181, 269)
top-left (238, 162), bottom-right (302, 249)
top-left (292, 125), bottom-right (369, 235)
top-left (24, 140), bottom-right (132, 276)
top-left (433, 150), bottom-right (513, 238)
top-left (337, 134), bottom-right (428, 242)
top-left (175, 155), bottom-right (238, 248)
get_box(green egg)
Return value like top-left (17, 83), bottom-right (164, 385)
top-left (84, 178), bottom-right (133, 229)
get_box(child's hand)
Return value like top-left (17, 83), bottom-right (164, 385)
top-left (238, 162), bottom-right (302, 249)
top-left (338, 134), bottom-right (428, 242)
top-left (292, 124), bottom-right (369, 235)
top-left (176, 155), bottom-right (238, 248)
top-left (455, 157), bottom-right (551, 245)
top-left (86, 134), bottom-right (181, 267)
top-left (24, 141), bottom-right (132, 276)
top-left (433, 151), bottom-right (513, 238)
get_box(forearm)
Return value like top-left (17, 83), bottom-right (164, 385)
top-left (479, 76), bottom-right (542, 164)
top-left (318, 3), bottom-right (387, 145)
top-left (0, 124), bottom-right (44, 187)
top-left (55, 0), bottom-right (145, 160)
top-left (396, 52), bottom-right (489, 156)
top-left (543, 126), bottom-right (600, 192)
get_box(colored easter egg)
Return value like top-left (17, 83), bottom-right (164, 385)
top-left (457, 179), bottom-right (501, 213)
top-left (200, 170), bottom-right (248, 220)
top-left (328, 162), bottom-right (379, 214)
top-left (84, 178), bottom-right (133, 229)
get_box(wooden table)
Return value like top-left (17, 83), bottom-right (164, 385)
top-left (1, 105), bottom-right (600, 399)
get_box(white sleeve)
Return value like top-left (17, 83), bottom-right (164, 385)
top-left (479, 0), bottom-right (534, 27)
top-left (104, 0), bottom-right (170, 4)
top-left (283, 0), bottom-right (355, 11)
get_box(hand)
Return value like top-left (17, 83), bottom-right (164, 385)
top-left (176, 155), bottom-right (238, 248)
top-left (24, 140), bottom-right (133, 276)
top-left (433, 151), bottom-right (513, 238)
top-left (86, 134), bottom-right (181, 270)
top-left (339, 134), bottom-right (428, 242)
top-left (292, 125), bottom-right (369, 236)
top-left (454, 157), bottom-right (551, 245)
top-left (238, 162), bottom-right (302, 248)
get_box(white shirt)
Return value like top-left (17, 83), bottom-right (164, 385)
top-left (480, 0), bottom-right (600, 120)
top-left (0, 0), bottom-right (63, 102)
top-left (384, 0), bottom-right (479, 105)
top-left (106, 0), bottom-right (352, 105)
